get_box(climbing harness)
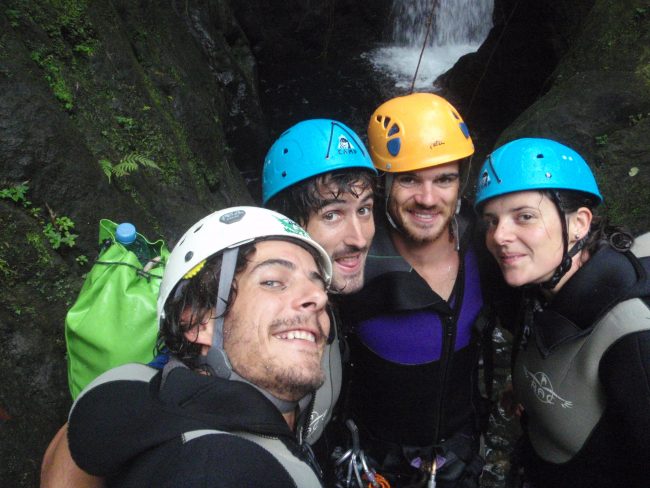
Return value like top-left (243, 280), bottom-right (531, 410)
top-left (333, 420), bottom-right (390, 488)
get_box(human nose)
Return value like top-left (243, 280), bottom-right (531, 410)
top-left (294, 278), bottom-right (328, 312)
top-left (490, 218), bottom-right (514, 246)
top-left (413, 181), bottom-right (438, 207)
top-left (343, 216), bottom-right (371, 249)
top-left (295, 279), bottom-right (330, 336)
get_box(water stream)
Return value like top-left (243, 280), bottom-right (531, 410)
top-left (365, 0), bottom-right (494, 90)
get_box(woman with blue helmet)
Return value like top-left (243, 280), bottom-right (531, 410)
top-left (474, 138), bottom-right (650, 488)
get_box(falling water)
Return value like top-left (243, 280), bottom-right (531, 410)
top-left (366, 0), bottom-right (494, 90)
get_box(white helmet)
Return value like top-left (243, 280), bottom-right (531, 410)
top-left (158, 206), bottom-right (332, 320)
top-left (157, 206), bottom-right (332, 379)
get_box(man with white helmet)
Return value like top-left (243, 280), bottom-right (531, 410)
top-left (340, 93), bottom-right (510, 487)
top-left (41, 120), bottom-right (376, 487)
top-left (65, 207), bottom-right (333, 487)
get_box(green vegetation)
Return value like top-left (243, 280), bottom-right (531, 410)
top-left (0, 181), bottom-right (30, 205)
top-left (1, 182), bottom-right (79, 252)
top-left (595, 134), bottom-right (609, 146)
top-left (9, 0), bottom-right (97, 109)
top-left (30, 50), bottom-right (74, 110)
top-left (0, 257), bottom-right (13, 278)
top-left (99, 153), bottom-right (161, 184)
top-left (43, 215), bottom-right (77, 249)
top-left (628, 112), bottom-right (650, 125)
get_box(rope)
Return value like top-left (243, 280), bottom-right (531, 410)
top-left (410, 0), bottom-right (438, 93)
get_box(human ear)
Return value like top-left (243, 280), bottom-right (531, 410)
top-left (182, 310), bottom-right (215, 354)
top-left (570, 207), bottom-right (593, 243)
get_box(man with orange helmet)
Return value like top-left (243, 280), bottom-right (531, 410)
top-left (340, 93), bottom-right (508, 487)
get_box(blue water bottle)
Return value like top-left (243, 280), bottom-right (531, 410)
top-left (115, 222), bottom-right (153, 266)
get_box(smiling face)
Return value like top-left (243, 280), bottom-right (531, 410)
top-left (388, 163), bottom-right (460, 244)
top-left (222, 240), bottom-right (330, 402)
top-left (482, 191), bottom-right (569, 287)
top-left (305, 181), bottom-right (374, 294)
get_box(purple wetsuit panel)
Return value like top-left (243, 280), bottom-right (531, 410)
top-left (356, 249), bottom-right (483, 365)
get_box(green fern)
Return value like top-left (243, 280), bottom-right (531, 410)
top-left (98, 153), bottom-right (161, 183)
top-left (99, 159), bottom-right (113, 183)
top-left (112, 159), bottom-right (139, 177)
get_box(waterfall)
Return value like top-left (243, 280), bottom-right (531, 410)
top-left (366, 0), bottom-right (494, 90)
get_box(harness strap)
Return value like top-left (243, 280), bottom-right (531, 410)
top-left (182, 429), bottom-right (322, 487)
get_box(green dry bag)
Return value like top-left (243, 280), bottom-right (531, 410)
top-left (65, 219), bottom-right (169, 399)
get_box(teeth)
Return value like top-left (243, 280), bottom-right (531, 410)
top-left (278, 330), bottom-right (316, 342)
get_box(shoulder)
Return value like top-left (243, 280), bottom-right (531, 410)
top-left (152, 432), bottom-right (298, 488)
top-left (68, 364), bottom-right (162, 475)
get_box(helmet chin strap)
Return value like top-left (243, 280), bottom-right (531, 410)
top-left (541, 191), bottom-right (586, 290)
top-left (384, 173), bottom-right (401, 232)
top-left (197, 246), bottom-right (311, 414)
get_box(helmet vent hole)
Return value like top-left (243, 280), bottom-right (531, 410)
top-left (282, 171), bottom-right (287, 177)
top-left (537, 153), bottom-right (544, 158)
top-left (382, 116), bottom-right (391, 129)
top-left (283, 148), bottom-right (289, 155)
top-left (451, 111), bottom-right (460, 120)
top-left (388, 124), bottom-right (400, 137)
top-left (184, 251), bottom-right (194, 262)
top-left (193, 224), bottom-right (203, 233)
top-left (387, 138), bottom-right (401, 157)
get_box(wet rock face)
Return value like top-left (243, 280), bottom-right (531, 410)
top-left (1, 1), bottom-right (258, 486)
top-left (438, 0), bottom-right (650, 234)
top-left (231, 0), bottom-right (393, 171)
top-left (437, 0), bottom-right (597, 164)
top-left (0, 1), bottom-right (389, 485)
top-left (494, 0), bottom-right (650, 233)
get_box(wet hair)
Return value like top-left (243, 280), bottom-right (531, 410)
top-left (155, 244), bottom-right (256, 362)
top-left (548, 189), bottom-right (633, 254)
top-left (155, 238), bottom-right (329, 365)
top-left (265, 169), bottom-right (376, 226)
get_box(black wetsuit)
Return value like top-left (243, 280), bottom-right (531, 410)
top-left (68, 363), bottom-right (324, 487)
top-left (513, 240), bottom-right (650, 488)
top-left (339, 204), bottom-right (508, 487)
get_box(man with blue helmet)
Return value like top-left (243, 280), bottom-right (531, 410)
top-left (262, 119), bottom-right (379, 482)
top-left (263, 119), bottom-right (377, 295)
top-left (475, 138), bottom-right (650, 488)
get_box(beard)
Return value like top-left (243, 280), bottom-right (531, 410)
top-left (329, 244), bottom-right (369, 294)
top-left (225, 314), bottom-right (328, 402)
top-left (389, 201), bottom-right (455, 244)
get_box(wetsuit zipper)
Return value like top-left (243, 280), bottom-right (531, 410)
top-left (433, 249), bottom-right (465, 445)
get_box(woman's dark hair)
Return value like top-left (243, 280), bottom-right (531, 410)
top-left (155, 243), bottom-right (256, 361)
top-left (265, 168), bottom-right (376, 226)
top-left (551, 189), bottom-right (633, 254)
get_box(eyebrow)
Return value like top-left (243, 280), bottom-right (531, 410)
top-left (251, 258), bottom-right (326, 286)
top-left (399, 172), bottom-right (459, 179)
top-left (483, 205), bottom-right (539, 216)
top-left (319, 190), bottom-right (375, 208)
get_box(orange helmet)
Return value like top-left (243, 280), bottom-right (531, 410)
top-left (367, 92), bottom-right (474, 173)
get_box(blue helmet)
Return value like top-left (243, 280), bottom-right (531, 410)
top-left (262, 119), bottom-right (377, 204)
top-left (474, 138), bottom-right (603, 210)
